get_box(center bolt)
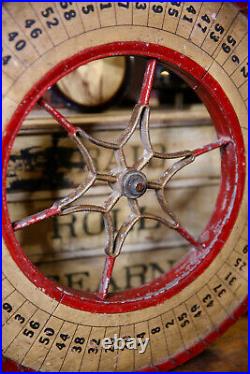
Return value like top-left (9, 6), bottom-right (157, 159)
top-left (122, 170), bottom-right (147, 199)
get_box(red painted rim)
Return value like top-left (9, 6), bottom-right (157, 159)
top-left (2, 42), bottom-right (246, 314)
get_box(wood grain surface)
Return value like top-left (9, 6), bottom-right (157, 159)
top-left (173, 315), bottom-right (248, 372)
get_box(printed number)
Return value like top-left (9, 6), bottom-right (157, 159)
top-left (197, 14), bottom-right (211, 33)
top-left (8, 32), bottom-right (26, 51)
top-left (118, 2), bottom-right (129, 9)
top-left (177, 312), bottom-right (190, 327)
top-left (135, 3), bottom-right (147, 10)
top-left (100, 3), bottom-right (112, 10)
top-left (82, 4), bottom-right (94, 14)
top-left (8, 31), bottom-right (18, 42)
top-left (56, 342), bottom-right (66, 350)
top-left (30, 320), bottom-right (40, 329)
top-left (186, 5), bottom-right (196, 14)
top-left (41, 7), bottom-right (59, 28)
top-left (23, 321), bottom-right (39, 338)
top-left (168, 8), bottom-right (179, 17)
top-left (15, 314), bottom-right (25, 324)
top-left (213, 284), bottom-right (226, 297)
top-left (3, 303), bottom-right (12, 313)
top-left (46, 18), bottom-right (59, 29)
top-left (38, 327), bottom-right (55, 345)
top-left (3, 55), bottom-right (12, 66)
top-left (202, 293), bottom-right (214, 308)
top-left (165, 319), bottom-right (175, 328)
top-left (241, 64), bottom-right (248, 78)
top-left (234, 257), bottom-right (247, 270)
top-left (152, 5), bottom-right (163, 14)
top-left (88, 347), bottom-right (98, 354)
top-left (71, 346), bottom-right (82, 353)
top-left (183, 4), bottom-right (197, 24)
top-left (190, 304), bottom-right (202, 318)
top-left (231, 55), bottom-right (240, 65)
top-left (71, 336), bottom-right (85, 353)
top-left (151, 326), bottom-right (161, 334)
top-left (44, 327), bottom-right (55, 336)
top-left (210, 23), bottom-right (224, 43)
top-left (39, 336), bottom-right (50, 345)
top-left (88, 338), bottom-right (100, 354)
top-left (41, 7), bottom-right (54, 17)
top-left (225, 272), bottom-right (237, 286)
top-left (60, 333), bottom-right (70, 341)
top-left (25, 19), bottom-right (42, 39)
top-left (222, 35), bottom-right (236, 53)
top-left (64, 10), bottom-right (76, 21)
top-left (74, 337), bottom-right (85, 344)
top-left (242, 245), bottom-right (248, 254)
top-left (60, 2), bottom-right (73, 9)
top-left (23, 329), bottom-right (34, 338)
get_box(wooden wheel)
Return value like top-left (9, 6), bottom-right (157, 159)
top-left (2, 2), bottom-right (247, 371)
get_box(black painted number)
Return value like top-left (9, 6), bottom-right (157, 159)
top-left (25, 19), bottom-right (42, 39)
top-left (41, 7), bottom-right (59, 29)
top-left (222, 35), bottom-right (236, 53)
top-left (3, 302), bottom-right (12, 313)
top-left (8, 31), bottom-right (26, 51)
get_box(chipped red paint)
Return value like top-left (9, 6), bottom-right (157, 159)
top-left (2, 2), bottom-right (247, 370)
top-left (99, 256), bottom-right (116, 300)
top-left (138, 59), bottom-right (157, 105)
top-left (2, 42), bottom-right (246, 313)
top-left (12, 205), bottom-right (61, 232)
top-left (38, 98), bottom-right (77, 136)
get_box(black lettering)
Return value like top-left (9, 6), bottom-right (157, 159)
top-left (82, 4), bottom-right (94, 14)
top-left (165, 319), bottom-right (174, 328)
top-left (138, 207), bottom-right (161, 230)
top-left (150, 262), bottom-right (165, 278)
top-left (83, 212), bottom-right (104, 236)
top-left (118, 2), bottom-right (129, 9)
top-left (152, 4), bottom-right (163, 14)
top-left (135, 3), bottom-right (147, 10)
top-left (3, 55), bottom-right (12, 66)
top-left (52, 215), bottom-right (77, 239)
top-left (124, 264), bottom-right (147, 289)
top-left (100, 3), bottom-right (112, 10)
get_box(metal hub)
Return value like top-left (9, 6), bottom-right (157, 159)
top-left (122, 170), bottom-right (147, 199)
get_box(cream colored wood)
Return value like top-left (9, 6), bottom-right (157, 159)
top-left (5, 3), bottom-right (54, 55)
top-left (115, 2), bottom-right (133, 26)
top-left (55, 3), bottom-right (85, 38)
top-left (163, 3), bottom-right (184, 34)
top-left (30, 2), bottom-right (68, 46)
top-left (2, 2), bottom-right (247, 372)
top-left (176, 3), bottom-right (202, 39)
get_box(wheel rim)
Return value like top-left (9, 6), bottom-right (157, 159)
top-left (2, 42), bottom-right (245, 314)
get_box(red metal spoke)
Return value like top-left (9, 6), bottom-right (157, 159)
top-left (176, 224), bottom-right (203, 251)
top-left (12, 204), bottom-right (61, 232)
top-left (98, 255), bottom-right (116, 300)
top-left (192, 137), bottom-right (231, 157)
top-left (138, 59), bottom-right (157, 105)
top-left (39, 98), bottom-right (77, 136)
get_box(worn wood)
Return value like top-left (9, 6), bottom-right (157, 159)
top-left (173, 315), bottom-right (248, 372)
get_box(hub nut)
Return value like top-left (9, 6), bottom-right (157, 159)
top-left (122, 170), bottom-right (147, 199)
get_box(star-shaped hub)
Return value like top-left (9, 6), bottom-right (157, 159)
top-left (12, 59), bottom-right (231, 299)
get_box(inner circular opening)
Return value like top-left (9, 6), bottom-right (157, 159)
top-left (3, 43), bottom-right (243, 312)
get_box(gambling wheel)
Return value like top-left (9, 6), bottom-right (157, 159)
top-left (2, 2), bottom-right (248, 372)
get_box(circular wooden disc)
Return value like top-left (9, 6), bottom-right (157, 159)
top-left (2, 2), bottom-right (247, 372)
